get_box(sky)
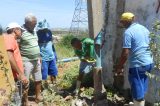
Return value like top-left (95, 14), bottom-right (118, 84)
top-left (0, 0), bottom-right (75, 28)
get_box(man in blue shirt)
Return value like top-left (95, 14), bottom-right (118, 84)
top-left (37, 20), bottom-right (58, 85)
top-left (115, 12), bottom-right (153, 106)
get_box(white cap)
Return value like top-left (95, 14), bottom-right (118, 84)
top-left (6, 22), bottom-right (25, 31)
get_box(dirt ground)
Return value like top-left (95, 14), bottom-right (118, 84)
top-left (27, 61), bottom-right (78, 106)
top-left (26, 61), bottom-right (132, 106)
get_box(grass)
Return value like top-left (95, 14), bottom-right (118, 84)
top-left (54, 34), bottom-right (79, 89)
top-left (37, 35), bottom-right (80, 105)
top-left (57, 61), bottom-right (79, 89)
top-left (54, 34), bottom-right (89, 59)
top-left (55, 43), bottom-right (75, 59)
top-left (53, 35), bottom-right (127, 106)
top-left (38, 34), bottom-right (96, 106)
top-left (54, 34), bottom-right (75, 59)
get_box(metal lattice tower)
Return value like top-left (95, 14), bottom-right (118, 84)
top-left (70, 0), bottom-right (88, 36)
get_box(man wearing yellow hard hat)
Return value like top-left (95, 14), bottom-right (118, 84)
top-left (115, 12), bottom-right (153, 106)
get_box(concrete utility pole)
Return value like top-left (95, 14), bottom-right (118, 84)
top-left (87, 0), bottom-right (106, 103)
top-left (87, 0), bottom-right (94, 38)
top-left (87, 0), bottom-right (104, 38)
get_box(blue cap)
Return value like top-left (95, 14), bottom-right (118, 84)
top-left (37, 19), bottom-right (50, 31)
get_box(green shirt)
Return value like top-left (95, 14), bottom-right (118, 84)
top-left (19, 30), bottom-right (40, 61)
top-left (75, 38), bottom-right (95, 60)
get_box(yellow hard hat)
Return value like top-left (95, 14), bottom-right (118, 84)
top-left (120, 12), bottom-right (135, 21)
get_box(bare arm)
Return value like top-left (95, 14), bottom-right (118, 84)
top-left (116, 48), bottom-right (129, 73)
top-left (7, 51), bottom-right (28, 83)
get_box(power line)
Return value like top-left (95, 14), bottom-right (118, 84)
top-left (69, 0), bottom-right (88, 36)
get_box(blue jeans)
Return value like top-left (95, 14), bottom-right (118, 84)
top-left (41, 59), bottom-right (58, 80)
top-left (128, 63), bottom-right (154, 100)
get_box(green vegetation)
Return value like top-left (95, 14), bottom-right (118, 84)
top-left (55, 34), bottom-right (92, 89)
top-left (39, 35), bottom-right (80, 105)
top-left (55, 34), bottom-right (75, 59)
top-left (60, 34), bottom-right (75, 49)
top-left (55, 34), bottom-right (89, 59)
top-left (57, 61), bottom-right (79, 89)
top-left (149, 20), bottom-right (160, 104)
top-left (39, 34), bottom-right (95, 105)
top-left (39, 86), bottom-right (71, 106)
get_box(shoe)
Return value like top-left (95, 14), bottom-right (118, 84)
top-left (133, 100), bottom-right (145, 106)
top-left (129, 101), bottom-right (134, 106)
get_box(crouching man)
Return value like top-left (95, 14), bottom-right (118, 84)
top-left (71, 37), bottom-right (96, 95)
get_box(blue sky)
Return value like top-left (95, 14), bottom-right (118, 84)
top-left (0, 0), bottom-right (75, 28)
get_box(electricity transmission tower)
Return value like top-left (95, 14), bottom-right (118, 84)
top-left (69, 0), bottom-right (88, 36)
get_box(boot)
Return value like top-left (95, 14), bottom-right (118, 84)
top-left (73, 80), bottom-right (81, 95)
top-left (134, 100), bottom-right (145, 106)
top-left (129, 101), bottom-right (134, 106)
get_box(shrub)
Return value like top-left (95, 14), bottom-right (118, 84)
top-left (55, 34), bottom-right (75, 59)
top-left (148, 20), bottom-right (160, 103)
top-left (60, 34), bottom-right (75, 49)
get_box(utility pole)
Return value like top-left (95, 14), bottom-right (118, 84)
top-left (70, 0), bottom-right (88, 36)
top-left (87, 0), bottom-right (94, 38)
top-left (87, 0), bottom-right (106, 103)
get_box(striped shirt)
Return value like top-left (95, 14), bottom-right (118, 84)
top-left (19, 30), bottom-right (40, 61)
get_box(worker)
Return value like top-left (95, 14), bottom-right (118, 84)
top-left (37, 19), bottom-right (58, 85)
top-left (115, 12), bottom-right (153, 106)
top-left (71, 37), bottom-right (95, 95)
top-left (19, 13), bottom-right (43, 105)
top-left (4, 22), bottom-right (28, 104)
top-left (4, 22), bottom-right (28, 83)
